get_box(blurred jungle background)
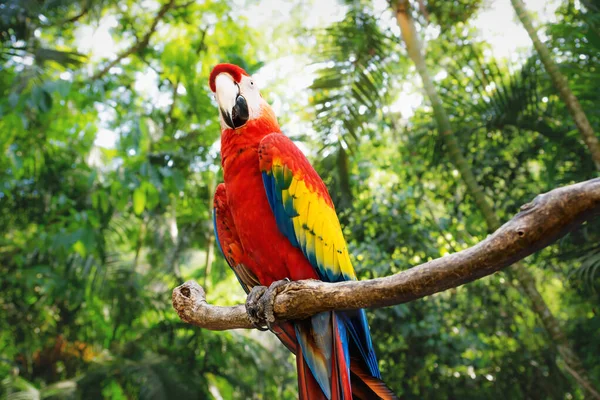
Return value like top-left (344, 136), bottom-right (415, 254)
top-left (1, 0), bottom-right (599, 398)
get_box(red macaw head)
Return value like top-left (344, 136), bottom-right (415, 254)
top-left (209, 63), bottom-right (266, 130)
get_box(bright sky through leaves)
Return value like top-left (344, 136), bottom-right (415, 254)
top-left (86, 0), bottom-right (560, 149)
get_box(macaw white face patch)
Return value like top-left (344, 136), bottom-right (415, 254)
top-left (237, 75), bottom-right (264, 121)
top-left (214, 73), bottom-right (266, 130)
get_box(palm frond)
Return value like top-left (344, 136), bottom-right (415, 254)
top-left (434, 47), bottom-right (592, 156)
top-left (78, 355), bottom-right (207, 400)
top-left (309, 8), bottom-right (399, 151)
top-left (569, 247), bottom-right (600, 291)
top-left (32, 48), bottom-right (87, 68)
top-left (1, 375), bottom-right (77, 400)
top-left (425, 0), bottom-right (485, 31)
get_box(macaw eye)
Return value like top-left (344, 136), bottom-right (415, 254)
top-left (250, 81), bottom-right (254, 86)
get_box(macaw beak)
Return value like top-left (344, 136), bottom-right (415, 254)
top-left (214, 73), bottom-right (249, 129)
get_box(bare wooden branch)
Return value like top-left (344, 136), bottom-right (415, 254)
top-left (172, 178), bottom-right (600, 330)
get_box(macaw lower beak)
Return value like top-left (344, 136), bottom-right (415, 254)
top-left (214, 73), bottom-right (249, 129)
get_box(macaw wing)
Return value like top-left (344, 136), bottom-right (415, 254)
top-left (258, 133), bottom-right (356, 283)
top-left (213, 183), bottom-right (260, 293)
top-left (214, 183), bottom-right (300, 356)
top-left (258, 133), bottom-right (382, 381)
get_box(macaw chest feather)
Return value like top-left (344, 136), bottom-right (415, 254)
top-left (223, 147), bottom-right (318, 285)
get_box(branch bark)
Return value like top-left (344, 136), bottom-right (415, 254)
top-left (91, 0), bottom-right (176, 81)
top-left (173, 178), bottom-right (600, 329)
top-left (393, 1), bottom-right (600, 396)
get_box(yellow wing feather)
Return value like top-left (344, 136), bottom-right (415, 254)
top-left (281, 174), bottom-right (356, 281)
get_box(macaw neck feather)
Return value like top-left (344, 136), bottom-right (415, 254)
top-left (220, 105), bottom-right (281, 172)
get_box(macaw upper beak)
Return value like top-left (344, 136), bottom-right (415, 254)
top-left (214, 73), bottom-right (249, 129)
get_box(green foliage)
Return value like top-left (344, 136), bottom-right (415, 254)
top-left (425, 0), bottom-right (484, 31)
top-left (308, 6), bottom-right (409, 209)
top-left (0, 0), bottom-right (295, 398)
top-left (309, 2), bottom-right (600, 399)
top-left (310, 9), bottom-right (397, 148)
top-left (1, 0), bottom-right (599, 399)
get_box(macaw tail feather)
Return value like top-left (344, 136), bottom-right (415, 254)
top-left (295, 312), bottom-right (353, 400)
top-left (273, 316), bottom-right (397, 400)
top-left (272, 321), bottom-right (297, 353)
top-left (297, 344), bottom-right (328, 400)
top-left (350, 360), bottom-right (399, 400)
top-left (331, 313), bottom-right (352, 400)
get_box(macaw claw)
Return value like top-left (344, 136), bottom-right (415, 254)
top-left (260, 278), bottom-right (290, 330)
top-left (246, 285), bottom-right (268, 331)
top-left (245, 279), bottom-right (290, 331)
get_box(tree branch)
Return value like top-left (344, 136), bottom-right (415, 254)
top-left (172, 178), bottom-right (600, 331)
top-left (59, 0), bottom-right (89, 25)
top-left (91, 0), bottom-right (177, 81)
top-left (173, 0), bottom-right (196, 9)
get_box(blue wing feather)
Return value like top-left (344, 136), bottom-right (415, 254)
top-left (335, 314), bottom-right (351, 383)
top-left (339, 310), bottom-right (381, 379)
top-left (262, 171), bottom-right (299, 247)
top-left (259, 134), bottom-right (383, 396)
top-left (213, 211), bottom-right (225, 260)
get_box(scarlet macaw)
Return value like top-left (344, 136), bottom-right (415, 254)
top-left (210, 63), bottom-right (395, 400)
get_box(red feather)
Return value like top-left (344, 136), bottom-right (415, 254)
top-left (331, 315), bottom-right (352, 400)
top-left (209, 63), bottom-right (249, 92)
top-left (219, 103), bottom-right (317, 284)
top-left (258, 133), bottom-right (335, 208)
top-left (211, 64), bottom-right (397, 400)
top-left (350, 360), bottom-right (399, 400)
top-left (297, 343), bottom-right (328, 400)
top-left (213, 184), bottom-right (260, 292)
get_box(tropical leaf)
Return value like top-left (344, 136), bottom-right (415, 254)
top-left (309, 8), bottom-right (399, 151)
top-left (1, 375), bottom-right (77, 400)
top-left (570, 247), bottom-right (600, 291)
top-left (428, 46), bottom-right (594, 174)
top-left (425, 0), bottom-right (485, 31)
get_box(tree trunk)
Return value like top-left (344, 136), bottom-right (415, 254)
top-left (336, 144), bottom-right (353, 209)
top-left (510, 0), bottom-right (600, 172)
top-left (392, 1), bottom-right (600, 398)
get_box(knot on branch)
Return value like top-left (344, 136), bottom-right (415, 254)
top-left (172, 280), bottom-right (206, 324)
top-left (519, 200), bottom-right (536, 212)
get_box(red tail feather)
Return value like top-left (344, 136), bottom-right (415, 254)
top-left (274, 324), bottom-right (398, 399)
top-left (350, 360), bottom-right (399, 400)
top-left (272, 322), bottom-right (297, 354)
top-left (331, 316), bottom-right (352, 400)
top-left (297, 344), bottom-right (328, 400)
